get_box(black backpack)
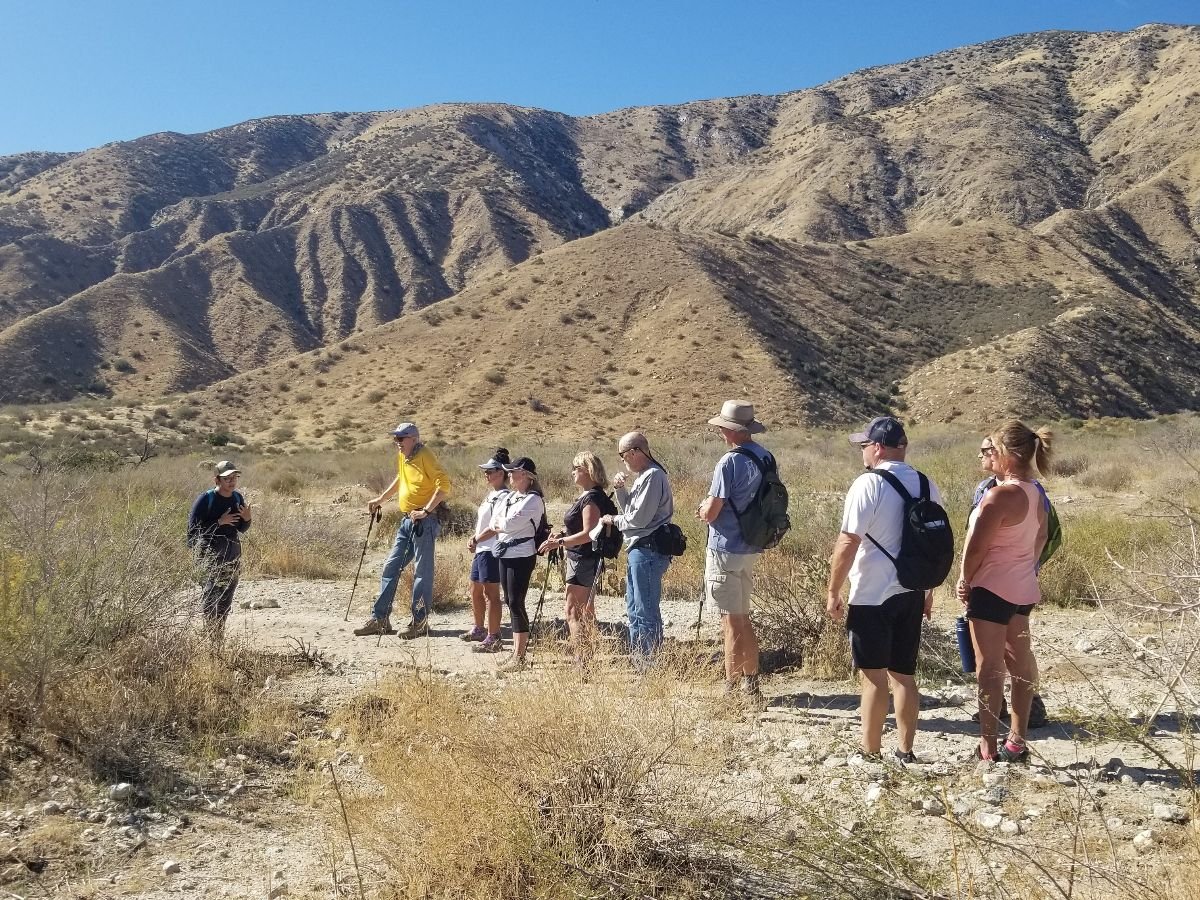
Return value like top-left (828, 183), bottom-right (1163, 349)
top-left (729, 447), bottom-right (791, 550)
top-left (531, 490), bottom-right (552, 551)
top-left (865, 469), bottom-right (954, 590)
top-left (588, 489), bottom-right (623, 559)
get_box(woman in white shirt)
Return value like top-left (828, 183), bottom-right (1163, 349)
top-left (474, 456), bottom-right (545, 674)
top-left (462, 448), bottom-right (510, 653)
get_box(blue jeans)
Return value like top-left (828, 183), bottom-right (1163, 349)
top-left (626, 546), bottom-right (670, 669)
top-left (373, 515), bottom-right (440, 622)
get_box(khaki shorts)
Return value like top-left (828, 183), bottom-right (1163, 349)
top-left (704, 548), bottom-right (757, 615)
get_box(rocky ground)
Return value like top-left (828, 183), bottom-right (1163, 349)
top-left (3, 566), bottom-right (1197, 898)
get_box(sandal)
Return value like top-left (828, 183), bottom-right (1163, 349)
top-left (995, 738), bottom-right (1029, 764)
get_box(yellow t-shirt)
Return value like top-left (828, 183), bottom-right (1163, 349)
top-left (396, 446), bottom-right (452, 513)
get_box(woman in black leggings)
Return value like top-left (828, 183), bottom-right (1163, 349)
top-left (474, 456), bottom-right (545, 674)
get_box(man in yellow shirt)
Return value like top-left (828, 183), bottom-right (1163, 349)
top-left (354, 422), bottom-right (452, 638)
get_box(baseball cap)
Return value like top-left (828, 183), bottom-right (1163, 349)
top-left (214, 460), bottom-right (240, 477)
top-left (502, 456), bottom-right (537, 474)
top-left (391, 422), bottom-right (419, 439)
top-left (848, 416), bottom-right (907, 448)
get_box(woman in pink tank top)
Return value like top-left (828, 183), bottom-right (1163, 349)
top-left (957, 421), bottom-right (1053, 763)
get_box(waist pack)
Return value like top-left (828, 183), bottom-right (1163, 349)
top-left (634, 522), bottom-right (687, 557)
top-left (492, 536), bottom-right (532, 558)
top-left (865, 469), bottom-right (954, 591)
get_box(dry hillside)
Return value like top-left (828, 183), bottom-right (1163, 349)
top-left (2, 24), bottom-right (1200, 439)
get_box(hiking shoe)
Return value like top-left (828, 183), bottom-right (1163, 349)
top-left (740, 674), bottom-right (762, 696)
top-left (460, 625), bottom-right (487, 642)
top-left (972, 696), bottom-right (1009, 723)
top-left (890, 749), bottom-right (919, 767)
top-left (353, 616), bottom-right (394, 637)
top-left (396, 617), bottom-right (429, 640)
top-left (1028, 694), bottom-right (1049, 729)
top-left (497, 654), bottom-right (527, 675)
top-left (473, 633), bottom-right (503, 653)
top-left (996, 739), bottom-right (1029, 764)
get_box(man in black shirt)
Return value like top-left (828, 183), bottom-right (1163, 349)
top-left (188, 460), bottom-right (252, 639)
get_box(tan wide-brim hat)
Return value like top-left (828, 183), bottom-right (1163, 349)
top-left (708, 400), bottom-right (767, 434)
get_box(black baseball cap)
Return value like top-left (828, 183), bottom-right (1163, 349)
top-left (848, 416), bottom-right (907, 448)
top-left (502, 456), bottom-right (537, 474)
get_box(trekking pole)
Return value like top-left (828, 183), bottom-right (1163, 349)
top-left (693, 588), bottom-right (705, 642)
top-left (344, 509), bottom-right (382, 621)
top-left (529, 547), bottom-right (560, 667)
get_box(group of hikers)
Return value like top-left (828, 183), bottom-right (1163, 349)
top-left (188, 401), bottom-right (1057, 765)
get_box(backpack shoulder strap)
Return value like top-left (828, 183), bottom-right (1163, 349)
top-left (730, 445), bottom-right (774, 474)
top-left (863, 470), bottom-right (914, 565)
top-left (868, 468), bottom-right (913, 503)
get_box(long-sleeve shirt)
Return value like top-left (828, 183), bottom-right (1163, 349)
top-left (397, 445), bottom-right (452, 513)
top-left (614, 464), bottom-right (673, 547)
top-left (490, 491), bottom-right (545, 559)
top-left (187, 489), bottom-right (250, 547)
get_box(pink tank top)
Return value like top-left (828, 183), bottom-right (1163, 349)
top-left (968, 480), bottom-right (1043, 606)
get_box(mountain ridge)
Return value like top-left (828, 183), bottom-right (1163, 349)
top-left (2, 24), bottom-right (1200, 448)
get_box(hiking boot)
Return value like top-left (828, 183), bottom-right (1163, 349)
top-left (353, 616), bottom-right (394, 637)
top-left (889, 749), bottom-right (919, 767)
top-left (473, 633), bottom-right (503, 653)
top-left (1028, 694), bottom-right (1049, 729)
top-left (497, 654), bottom-right (527, 675)
top-left (740, 674), bottom-right (762, 697)
top-left (459, 625), bottom-right (487, 642)
top-left (396, 617), bottom-right (429, 640)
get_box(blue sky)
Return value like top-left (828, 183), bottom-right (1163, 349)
top-left (3, 0), bottom-right (1196, 155)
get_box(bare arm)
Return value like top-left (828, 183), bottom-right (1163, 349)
top-left (369, 475), bottom-right (400, 513)
top-left (697, 496), bottom-right (723, 524)
top-left (826, 532), bottom-right (862, 621)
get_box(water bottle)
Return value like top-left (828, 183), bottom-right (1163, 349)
top-left (955, 616), bottom-right (976, 673)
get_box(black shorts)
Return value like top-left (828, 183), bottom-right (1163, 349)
top-left (565, 551), bottom-right (601, 588)
top-left (966, 586), bottom-right (1033, 625)
top-left (845, 591), bottom-right (924, 675)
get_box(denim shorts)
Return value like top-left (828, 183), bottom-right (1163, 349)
top-left (470, 550), bottom-right (500, 584)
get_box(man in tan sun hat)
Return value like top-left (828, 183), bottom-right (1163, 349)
top-left (696, 401), bottom-right (774, 702)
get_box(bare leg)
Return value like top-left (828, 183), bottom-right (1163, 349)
top-left (971, 618), bottom-right (1009, 757)
top-left (1004, 615), bottom-right (1036, 744)
top-left (723, 613), bottom-right (760, 679)
top-left (858, 668), bottom-right (890, 754)
top-left (484, 582), bottom-right (501, 635)
top-left (888, 671), bottom-right (919, 753)
top-left (470, 581), bottom-right (485, 630)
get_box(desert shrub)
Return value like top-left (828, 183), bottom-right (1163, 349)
top-left (1077, 462), bottom-right (1134, 492)
top-left (0, 465), bottom-right (286, 779)
top-left (243, 501), bottom-right (359, 580)
top-left (752, 553), bottom-right (850, 677)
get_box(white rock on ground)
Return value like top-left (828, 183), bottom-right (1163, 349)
top-left (109, 783), bottom-right (133, 801)
top-left (1152, 803), bottom-right (1190, 824)
top-left (163, 860), bottom-right (181, 875)
top-left (975, 811), bottom-right (1004, 830)
top-left (1133, 830), bottom-right (1159, 853)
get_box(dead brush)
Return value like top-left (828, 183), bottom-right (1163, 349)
top-left (337, 672), bottom-right (739, 898)
top-left (752, 552), bottom-right (851, 678)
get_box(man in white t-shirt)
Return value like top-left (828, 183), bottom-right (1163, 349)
top-left (826, 416), bottom-right (941, 766)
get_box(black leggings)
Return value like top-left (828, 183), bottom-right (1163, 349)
top-left (499, 554), bottom-right (538, 635)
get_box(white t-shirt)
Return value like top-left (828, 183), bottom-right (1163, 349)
top-left (473, 489), bottom-right (509, 553)
top-left (840, 460), bottom-right (942, 606)
top-left (490, 491), bottom-right (545, 559)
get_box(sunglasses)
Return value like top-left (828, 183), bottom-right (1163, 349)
top-left (978, 447), bottom-right (996, 457)
top-left (619, 448), bottom-right (640, 459)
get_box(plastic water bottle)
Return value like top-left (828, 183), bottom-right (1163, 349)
top-left (955, 616), bottom-right (976, 673)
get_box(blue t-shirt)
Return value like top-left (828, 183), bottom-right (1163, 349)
top-left (707, 442), bottom-right (773, 555)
